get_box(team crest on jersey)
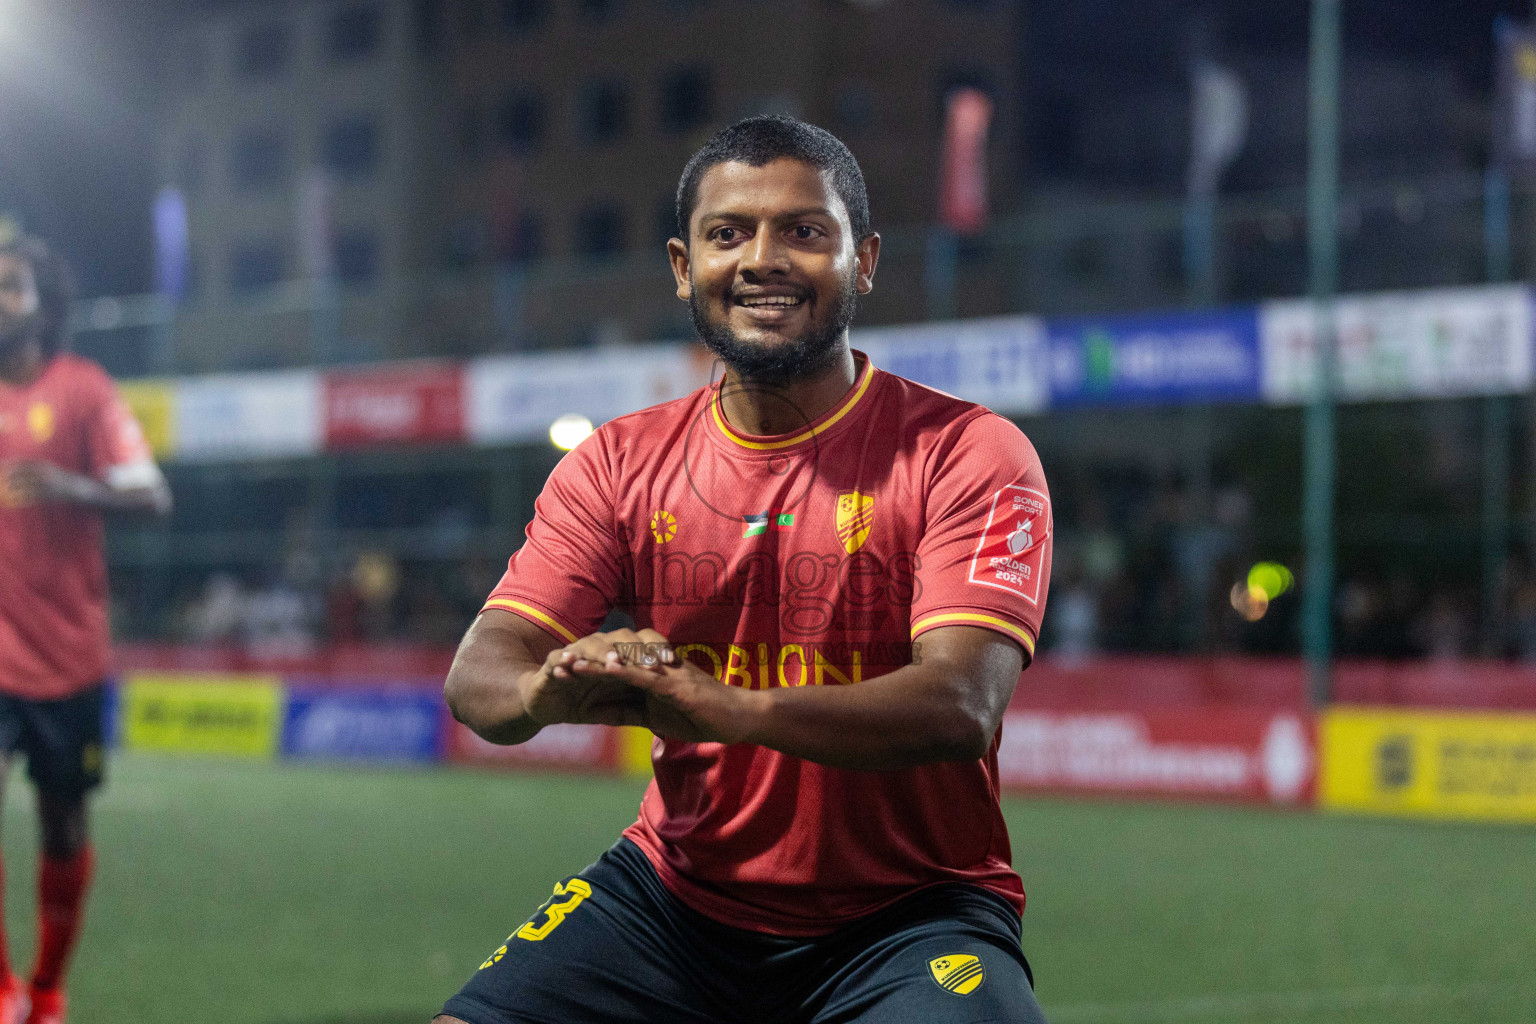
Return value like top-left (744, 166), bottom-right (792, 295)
top-left (835, 490), bottom-right (875, 554)
top-left (27, 402), bottom-right (54, 443)
top-left (649, 510), bottom-right (678, 544)
top-left (928, 953), bottom-right (984, 995)
top-left (967, 484), bottom-right (1050, 605)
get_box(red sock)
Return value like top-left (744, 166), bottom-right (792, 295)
top-left (30, 847), bottom-right (94, 992)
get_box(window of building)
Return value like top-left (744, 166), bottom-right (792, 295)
top-left (659, 67), bottom-right (711, 132)
top-left (229, 240), bottom-right (288, 292)
top-left (178, 139), bottom-right (208, 196)
top-left (499, 0), bottom-right (548, 34)
top-left (496, 92), bottom-right (546, 155)
top-left (180, 39), bottom-right (211, 92)
top-left (455, 103), bottom-right (487, 162)
top-left (328, 4), bottom-right (383, 63)
top-left (834, 81), bottom-right (875, 137)
top-left (579, 0), bottom-right (620, 21)
top-left (413, 0), bottom-right (445, 52)
top-left (576, 204), bottom-right (626, 259)
top-left (230, 130), bottom-right (288, 191)
top-left (444, 216), bottom-right (491, 269)
top-left (236, 21), bottom-right (292, 79)
top-left (655, 193), bottom-right (679, 246)
top-left (497, 210), bottom-right (544, 264)
top-left (334, 230), bottom-right (380, 285)
top-left (322, 116), bottom-right (381, 179)
top-left (458, 0), bottom-right (489, 40)
top-left (578, 79), bottom-right (628, 143)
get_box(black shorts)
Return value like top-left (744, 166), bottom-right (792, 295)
top-left (442, 839), bottom-right (1047, 1024)
top-left (0, 683), bottom-right (106, 799)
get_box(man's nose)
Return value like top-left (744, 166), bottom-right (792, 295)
top-left (739, 228), bottom-right (788, 276)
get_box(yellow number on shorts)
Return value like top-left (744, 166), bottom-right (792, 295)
top-left (515, 879), bottom-right (592, 942)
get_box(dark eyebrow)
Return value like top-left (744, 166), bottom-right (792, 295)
top-left (698, 206), bottom-right (837, 225)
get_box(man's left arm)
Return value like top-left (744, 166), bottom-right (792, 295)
top-left (1, 376), bottom-right (170, 518)
top-left (586, 624), bottom-right (1021, 770)
top-left (2, 459), bottom-right (170, 517)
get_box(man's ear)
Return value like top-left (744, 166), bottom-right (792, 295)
top-left (855, 233), bottom-right (881, 295)
top-left (668, 238), bottom-right (692, 301)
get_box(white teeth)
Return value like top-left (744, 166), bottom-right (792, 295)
top-left (739, 296), bottom-right (803, 307)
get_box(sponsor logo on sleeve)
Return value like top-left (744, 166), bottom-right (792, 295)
top-left (967, 484), bottom-right (1050, 604)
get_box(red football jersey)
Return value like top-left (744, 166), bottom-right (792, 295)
top-left (0, 355), bottom-right (159, 698)
top-left (484, 352), bottom-right (1052, 935)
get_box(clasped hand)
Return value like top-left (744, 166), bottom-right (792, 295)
top-left (517, 628), bottom-right (757, 744)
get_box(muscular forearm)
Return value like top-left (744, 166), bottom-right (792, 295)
top-left (443, 616), bottom-right (546, 745)
top-left (738, 664), bottom-right (1002, 771)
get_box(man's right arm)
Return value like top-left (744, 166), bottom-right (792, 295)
top-left (444, 609), bottom-right (561, 745)
top-left (445, 609), bottom-right (667, 744)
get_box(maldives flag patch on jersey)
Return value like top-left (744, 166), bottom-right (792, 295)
top-left (967, 484), bottom-right (1049, 605)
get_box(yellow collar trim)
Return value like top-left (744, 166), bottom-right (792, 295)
top-left (711, 359), bottom-right (874, 451)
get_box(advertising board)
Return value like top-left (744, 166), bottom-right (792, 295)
top-left (119, 673), bottom-right (283, 757)
top-left (445, 716), bottom-right (616, 771)
top-left (282, 687), bottom-right (443, 761)
top-left (324, 363), bottom-right (466, 448)
top-left (175, 370), bottom-right (322, 462)
top-left (855, 315), bottom-right (1048, 415)
top-left (1047, 308), bottom-right (1262, 407)
top-left (1319, 707), bottom-right (1536, 823)
top-left (996, 708), bottom-right (1315, 805)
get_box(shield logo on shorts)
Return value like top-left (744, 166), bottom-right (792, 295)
top-left (928, 953), bottom-right (984, 995)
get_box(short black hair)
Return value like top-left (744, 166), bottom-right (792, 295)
top-left (675, 116), bottom-right (871, 245)
top-left (0, 231), bottom-right (75, 357)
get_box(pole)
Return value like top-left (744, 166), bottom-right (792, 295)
top-left (1483, 395), bottom-right (1511, 655)
top-left (1301, 0), bottom-right (1341, 706)
top-left (1486, 167), bottom-right (1512, 283)
top-left (924, 226), bottom-right (958, 322)
top-left (1183, 194), bottom-right (1217, 307)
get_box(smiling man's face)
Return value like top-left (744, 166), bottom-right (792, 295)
top-left (670, 158), bottom-right (878, 383)
top-left (0, 252), bottom-right (42, 358)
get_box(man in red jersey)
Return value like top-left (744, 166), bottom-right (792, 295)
top-left (0, 231), bottom-right (171, 1024)
top-left (439, 117), bottom-right (1051, 1024)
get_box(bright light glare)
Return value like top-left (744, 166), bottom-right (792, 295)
top-left (1247, 562), bottom-right (1295, 601)
top-left (549, 413), bottom-right (594, 451)
top-left (1230, 582), bottom-right (1269, 622)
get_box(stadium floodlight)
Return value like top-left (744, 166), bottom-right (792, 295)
top-left (549, 413), bottom-right (593, 451)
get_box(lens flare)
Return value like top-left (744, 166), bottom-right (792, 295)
top-left (1247, 562), bottom-right (1294, 601)
top-left (549, 413), bottom-right (594, 450)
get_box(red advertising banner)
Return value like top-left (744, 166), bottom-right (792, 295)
top-left (324, 363), bottom-right (466, 448)
top-left (997, 708), bottom-right (1316, 806)
top-left (444, 716), bottom-right (617, 772)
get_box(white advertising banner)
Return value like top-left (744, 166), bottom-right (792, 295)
top-left (855, 315), bottom-right (1048, 415)
top-left (467, 344), bottom-right (714, 445)
top-left (1260, 284), bottom-right (1534, 403)
top-left (174, 370), bottom-right (323, 461)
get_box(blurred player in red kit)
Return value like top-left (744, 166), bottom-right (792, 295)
top-left (0, 231), bottom-right (171, 1024)
top-left (438, 117), bottom-right (1052, 1023)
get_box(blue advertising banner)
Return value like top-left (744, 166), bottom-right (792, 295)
top-left (1047, 308), bottom-right (1261, 407)
top-left (282, 686), bottom-right (443, 762)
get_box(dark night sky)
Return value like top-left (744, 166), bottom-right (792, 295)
top-left (1, 0), bottom-right (1532, 297)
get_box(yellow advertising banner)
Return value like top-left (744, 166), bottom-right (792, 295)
top-left (117, 380), bottom-right (177, 459)
top-left (616, 727), bottom-right (655, 777)
top-left (121, 674), bottom-right (283, 758)
top-left (1320, 707), bottom-right (1536, 823)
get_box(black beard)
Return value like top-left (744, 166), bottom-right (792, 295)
top-left (0, 313), bottom-right (41, 361)
top-left (690, 273), bottom-right (858, 386)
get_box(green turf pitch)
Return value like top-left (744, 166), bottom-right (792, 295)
top-left (3, 756), bottom-right (1531, 1023)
